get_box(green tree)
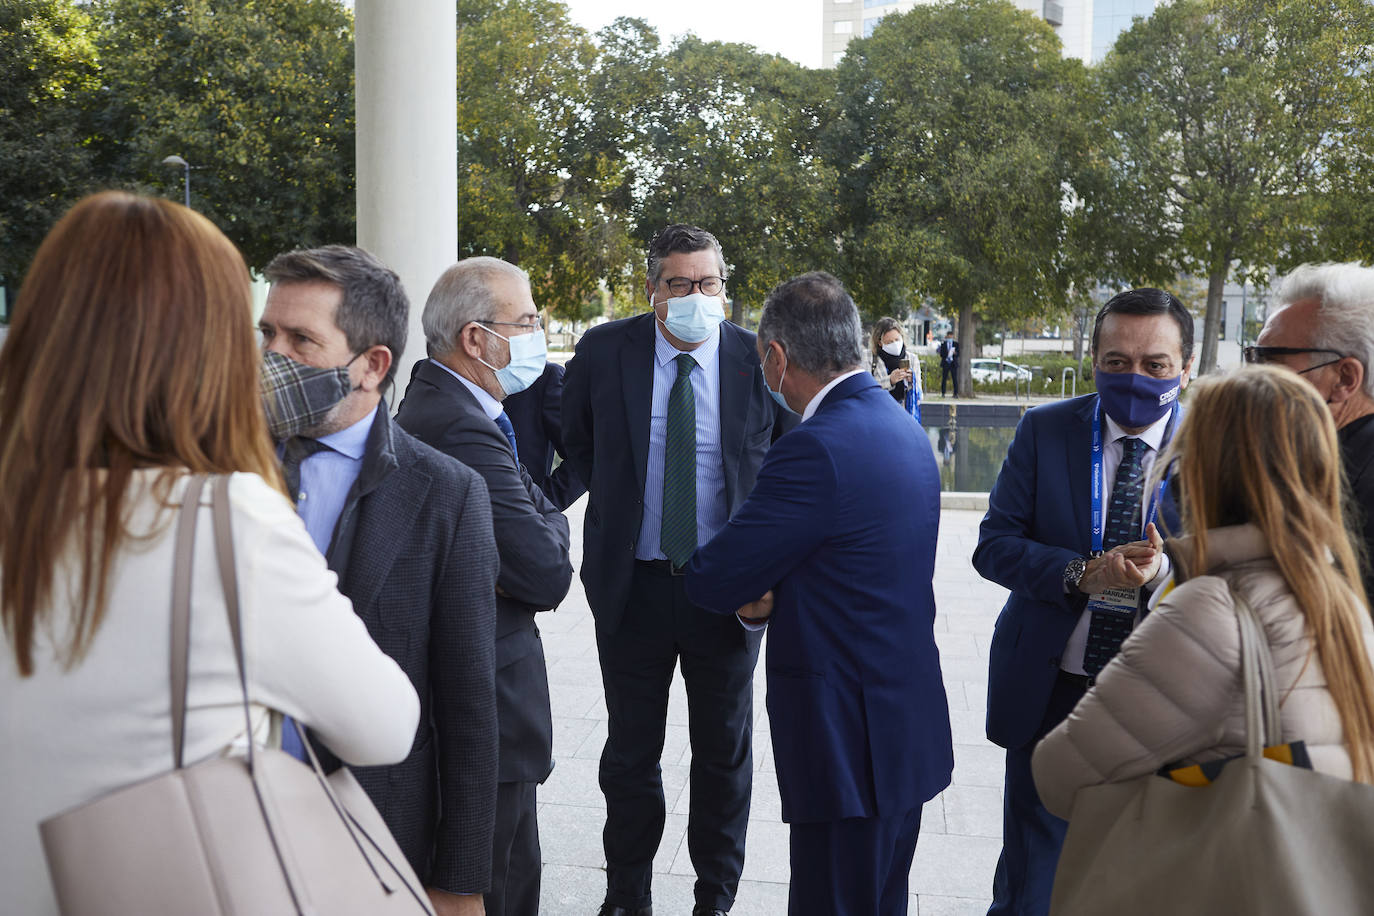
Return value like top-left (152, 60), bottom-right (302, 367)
top-left (0, 0), bottom-right (100, 294)
top-left (457, 0), bottom-right (639, 322)
top-left (833, 0), bottom-right (1090, 395)
top-left (1094, 0), bottom-right (1374, 374)
top-left (88, 0), bottom-right (356, 270)
top-left (631, 36), bottom-right (841, 326)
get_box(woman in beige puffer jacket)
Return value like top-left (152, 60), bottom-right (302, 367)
top-left (1032, 365), bottom-right (1374, 821)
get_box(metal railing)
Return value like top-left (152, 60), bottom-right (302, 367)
top-left (1061, 367), bottom-right (1077, 400)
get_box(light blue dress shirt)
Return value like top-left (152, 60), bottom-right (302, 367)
top-left (280, 406), bottom-right (375, 760)
top-left (294, 407), bottom-right (376, 555)
top-left (636, 322), bottom-right (728, 561)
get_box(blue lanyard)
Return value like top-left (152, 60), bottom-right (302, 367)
top-left (1090, 396), bottom-right (1179, 556)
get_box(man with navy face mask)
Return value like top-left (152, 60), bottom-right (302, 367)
top-left (973, 287), bottom-right (1194, 916)
top-left (563, 225), bottom-right (792, 916)
top-left (395, 257), bottom-right (573, 916)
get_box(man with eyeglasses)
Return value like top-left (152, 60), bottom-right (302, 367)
top-left (1252, 261), bottom-right (1374, 602)
top-left (396, 257), bottom-right (574, 916)
top-left (563, 225), bottom-right (792, 916)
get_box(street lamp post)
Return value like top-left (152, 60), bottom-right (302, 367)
top-left (161, 155), bottom-right (192, 208)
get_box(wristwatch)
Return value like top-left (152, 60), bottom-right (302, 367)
top-left (1063, 556), bottom-right (1089, 592)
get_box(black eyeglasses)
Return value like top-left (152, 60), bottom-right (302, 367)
top-left (1242, 346), bottom-right (1345, 368)
top-left (662, 276), bottom-right (725, 297)
top-left (479, 316), bottom-right (542, 331)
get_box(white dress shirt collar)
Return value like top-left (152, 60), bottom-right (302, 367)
top-left (802, 369), bottom-right (867, 422)
top-left (431, 358), bottom-right (503, 420)
top-left (1103, 407), bottom-right (1172, 452)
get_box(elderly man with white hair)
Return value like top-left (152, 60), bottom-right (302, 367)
top-left (1251, 261), bottom-right (1374, 601)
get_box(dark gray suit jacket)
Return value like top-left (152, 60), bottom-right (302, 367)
top-left (562, 313), bottom-right (791, 633)
top-left (502, 361), bottom-right (586, 511)
top-left (397, 359), bottom-right (573, 783)
top-left (316, 404), bottom-right (499, 893)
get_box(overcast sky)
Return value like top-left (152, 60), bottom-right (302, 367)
top-left (560, 0), bottom-right (823, 69)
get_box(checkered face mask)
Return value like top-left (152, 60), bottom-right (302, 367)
top-left (259, 349), bottom-right (356, 441)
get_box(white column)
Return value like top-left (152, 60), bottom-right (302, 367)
top-left (355, 0), bottom-right (456, 403)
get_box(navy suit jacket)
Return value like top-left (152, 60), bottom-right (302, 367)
top-left (501, 361), bottom-right (586, 511)
top-left (315, 405), bottom-right (499, 893)
top-left (561, 312), bottom-right (790, 633)
top-left (973, 394), bottom-right (1180, 751)
top-left (685, 374), bottom-right (953, 824)
top-left (396, 359), bottom-right (573, 783)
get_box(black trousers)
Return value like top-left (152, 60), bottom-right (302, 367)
top-left (596, 563), bottom-right (763, 910)
top-left (941, 363), bottom-right (959, 396)
top-left (487, 780), bottom-right (540, 916)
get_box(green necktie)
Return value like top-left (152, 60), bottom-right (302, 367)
top-left (661, 353), bottom-right (697, 567)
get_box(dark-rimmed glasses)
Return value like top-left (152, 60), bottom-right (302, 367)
top-left (480, 316), bottom-right (542, 332)
top-left (1242, 346), bottom-right (1345, 373)
top-left (662, 276), bottom-right (725, 297)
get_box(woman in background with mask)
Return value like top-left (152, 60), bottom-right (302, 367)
top-left (0, 192), bottom-right (419, 915)
top-left (870, 317), bottom-right (918, 404)
top-left (1033, 366), bottom-right (1374, 819)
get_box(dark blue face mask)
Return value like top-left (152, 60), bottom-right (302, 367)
top-left (1095, 370), bottom-right (1181, 428)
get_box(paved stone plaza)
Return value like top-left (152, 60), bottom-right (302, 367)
top-left (537, 501), bottom-right (1007, 915)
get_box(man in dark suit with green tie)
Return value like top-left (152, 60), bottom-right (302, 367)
top-left (563, 225), bottom-right (790, 916)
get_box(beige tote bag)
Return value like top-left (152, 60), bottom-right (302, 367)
top-left (1049, 589), bottom-right (1374, 915)
top-left (40, 475), bottom-right (435, 916)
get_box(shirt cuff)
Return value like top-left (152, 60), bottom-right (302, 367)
top-left (737, 614), bottom-right (769, 632)
top-left (1146, 552), bottom-right (1172, 593)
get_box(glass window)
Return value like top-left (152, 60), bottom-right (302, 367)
top-left (863, 0), bottom-right (890, 8)
top-left (834, 19), bottom-right (854, 33)
top-left (833, 50), bottom-right (847, 66)
top-left (864, 15), bottom-right (882, 36)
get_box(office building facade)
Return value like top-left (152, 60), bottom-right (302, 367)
top-left (822, 0), bottom-right (1160, 66)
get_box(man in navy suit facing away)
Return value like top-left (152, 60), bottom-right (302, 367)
top-left (686, 271), bottom-right (953, 916)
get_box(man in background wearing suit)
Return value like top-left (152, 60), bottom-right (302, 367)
top-left (502, 361), bottom-right (586, 510)
top-left (973, 288), bottom-right (1192, 915)
top-left (395, 256), bottom-right (574, 916)
top-left (258, 246), bottom-right (498, 916)
top-left (685, 272), bottom-right (953, 915)
top-left (562, 224), bottom-right (789, 916)
top-left (1252, 262), bottom-right (1374, 601)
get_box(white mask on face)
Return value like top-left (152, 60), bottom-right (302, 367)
top-left (881, 340), bottom-right (903, 357)
top-left (654, 292), bottom-right (726, 344)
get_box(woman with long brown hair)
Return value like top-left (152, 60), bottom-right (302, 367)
top-left (0, 192), bottom-right (419, 914)
top-left (1032, 365), bottom-right (1374, 817)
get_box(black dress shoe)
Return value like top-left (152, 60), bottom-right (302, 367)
top-left (597, 905), bottom-right (652, 916)
top-left (691, 907), bottom-right (728, 916)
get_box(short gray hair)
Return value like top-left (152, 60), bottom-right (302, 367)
top-left (1276, 261), bottom-right (1374, 397)
top-left (646, 224), bottom-right (728, 287)
top-left (423, 256), bottom-right (530, 357)
top-left (757, 272), bottom-right (864, 380)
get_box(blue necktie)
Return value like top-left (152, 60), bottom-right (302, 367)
top-left (1083, 436), bottom-right (1147, 677)
top-left (494, 411), bottom-right (519, 461)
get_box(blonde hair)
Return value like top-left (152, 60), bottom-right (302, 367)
top-left (0, 191), bottom-right (285, 677)
top-left (1161, 365), bottom-right (1374, 781)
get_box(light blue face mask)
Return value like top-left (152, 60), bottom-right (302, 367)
top-left (761, 347), bottom-right (794, 414)
top-left (477, 324), bottom-right (547, 396)
top-left (655, 291), bottom-right (726, 344)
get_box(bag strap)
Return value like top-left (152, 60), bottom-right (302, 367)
top-left (170, 474), bottom-right (210, 770)
top-left (1233, 587), bottom-right (1282, 756)
top-left (208, 476), bottom-right (426, 911)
